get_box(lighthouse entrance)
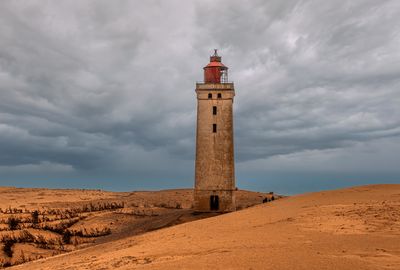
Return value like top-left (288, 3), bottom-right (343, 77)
top-left (210, 195), bottom-right (219, 211)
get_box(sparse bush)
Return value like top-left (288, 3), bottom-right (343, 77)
top-left (3, 239), bottom-right (14, 257)
top-left (31, 210), bottom-right (39, 224)
top-left (62, 230), bottom-right (71, 244)
top-left (2, 261), bottom-right (12, 268)
top-left (7, 217), bottom-right (19, 230)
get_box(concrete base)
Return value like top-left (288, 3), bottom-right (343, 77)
top-left (194, 189), bottom-right (236, 212)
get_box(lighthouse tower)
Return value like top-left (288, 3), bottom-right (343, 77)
top-left (194, 50), bottom-right (236, 212)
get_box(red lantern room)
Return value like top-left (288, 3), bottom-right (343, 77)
top-left (204, 49), bottom-right (228, 83)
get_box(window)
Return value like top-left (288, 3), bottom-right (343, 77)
top-left (208, 93), bottom-right (212, 99)
top-left (213, 124), bottom-right (217, 133)
top-left (217, 93), bottom-right (222, 98)
top-left (213, 106), bottom-right (217, 115)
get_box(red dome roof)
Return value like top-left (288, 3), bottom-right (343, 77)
top-left (204, 61), bottom-right (227, 68)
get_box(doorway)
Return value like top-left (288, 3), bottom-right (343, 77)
top-left (210, 195), bottom-right (219, 211)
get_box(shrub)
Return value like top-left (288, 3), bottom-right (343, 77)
top-left (7, 217), bottom-right (19, 230)
top-left (2, 261), bottom-right (12, 267)
top-left (3, 239), bottom-right (14, 257)
top-left (62, 230), bottom-right (71, 244)
top-left (31, 210), bottom-right (39, 224)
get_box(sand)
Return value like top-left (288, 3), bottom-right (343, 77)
top-left (0, 187), bottom-right (272, 268)
top-left (7, 184), bottom-right (399, 270)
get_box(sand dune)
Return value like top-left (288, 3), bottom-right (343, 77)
top-left (9, 184), bottom-right (400, 270)
top-left (0, 187), bottom-right (271, 268)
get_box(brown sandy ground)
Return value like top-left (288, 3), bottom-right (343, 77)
top-left (9, 184), bottom-right (400, 270)
top-left (0, 187), bottom-right (273, 268)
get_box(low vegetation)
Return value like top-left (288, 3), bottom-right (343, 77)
top-left (0, 201), bottom-right (123, 268)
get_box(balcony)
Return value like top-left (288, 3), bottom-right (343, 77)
top-left (195, 82), bottom-right (234, 90)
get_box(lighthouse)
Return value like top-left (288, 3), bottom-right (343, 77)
top-left (194, 50), bottom-right (236, 212)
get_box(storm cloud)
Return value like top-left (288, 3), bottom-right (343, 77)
top-left (0, 0), bottom-right (399, 191)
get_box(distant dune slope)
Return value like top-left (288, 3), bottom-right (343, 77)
top-left (12, 184), bottom-right (400, 270)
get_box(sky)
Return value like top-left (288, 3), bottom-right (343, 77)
top-left (0, 0), bottom-right (399, 194)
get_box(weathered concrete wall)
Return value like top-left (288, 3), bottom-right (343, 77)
top-left (194, 83), bottom-right (236, 212)
top-left (194, 189), bottom-right (236, 212)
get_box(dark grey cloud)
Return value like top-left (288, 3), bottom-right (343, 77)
top-left (0, 0), bottom-right (399, 188)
